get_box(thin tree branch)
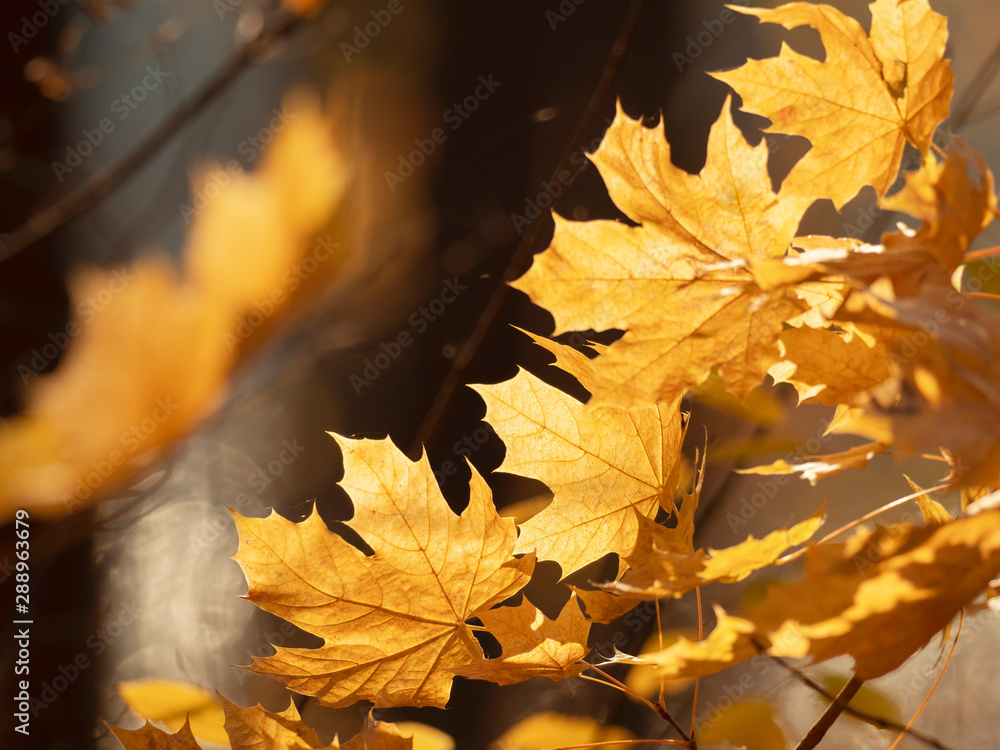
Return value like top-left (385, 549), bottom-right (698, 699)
top-left (759, 650), bottom-right (952, 750)
top-left (584, 662), bottom-right (691, 744)
top-left (792, 674), bottom-right (864, 750)
top-left (0, 9), bottom-right (306, 263)
top-left (409, 0), bottom-right (646, 454)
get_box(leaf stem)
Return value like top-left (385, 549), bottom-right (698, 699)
top-left (886, 614), bottom-right (963, 750)
top-left (792, 674), bottom-right (865, 750)
top-left (963, 245), bottom-right (1000, 262)
top-left (583, 663), bottom-right (691, 743)
top-left (690, 587), bottom-right (703, 740)
top-left (967, 291), bottom-right (1000, 302)
top-left (655, 599), bottom-right (667, 712)
top-left (777, 482), bottom-right (952, 564)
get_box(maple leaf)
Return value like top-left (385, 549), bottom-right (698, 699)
top-left (739, 443), bottom-right (887, 486)
top-left (713, 0), bottom-right (953, 209)
top-left (340, 714), bottom-right (413, 750)
top-left (606, 607), bottom-right (759, 680)
top-left (572, 453), bottom-right (704, 623)
top-left (879, 140), bottom-right (996, 279)
top-left (232, 434), bottom-right (533, 708)
top-left (768, 324), bottom-right (894, 406)
top-left (601, 506), bottom-right (824, 600)
top-left (0, 99), bottom-right (347, 521)
top-left (106, 719), bottom-right (203, 750)
top-left (836, 279), bottom-right (1000, 488)
top-left (513, 97), bottom-right (846, 408)
top-left (117, 679), bottom-right (226, 745)
top-left (220, 696), bottom-right (338, 750)
top-left (452, 593), bottom-right (590, 685)
top-left (472, 334), bottom-right (684, 578)
top-left (629, 511), bottom-right (1000, 681)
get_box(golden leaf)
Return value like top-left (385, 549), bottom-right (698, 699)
top-left (636, 511), bottom-right (1000, 681)
top-left (714, 0), bottom-right (952, 209)
top-left (603, 507), bottom-right (824, 599)
top-left (738, 443), bottom-right (886, 486)
top-left (232, 434), bottom-right (533, 708)
top-left (106, 719), bottom-right (203, 750)
top-left (472, 336), bottom-right (684, 578)
top-left (768, 325), bottom-right (894, 406)
top-left (452, 593), bottom-right (590, 685)
top-left (117, 679), bottom-right (226, 746)
top-left (513, 98), bottom-right (836, 408)
top-left (220, 696), bottom-right (336, 750)
top-left (624, 607), bottom-right (759, 680)
top-left (341, 715), bottom-right (413, 750)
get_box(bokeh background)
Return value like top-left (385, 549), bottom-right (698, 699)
top-left (1, 0), bottom-right (999, 748)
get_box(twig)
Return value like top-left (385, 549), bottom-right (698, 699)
top-left (0, 9), bottom-right (305, 262)
top-left (689, 587), bottom-right (703, 740)
top-left (583, 663), bottom-right (691, 743)
top-left (409, 0), bottom-right (646, 454)
top-left (792, 674), bottom-right (864, 750)
top-left (759, 650), bottom-right (952, 750)
top-left (777, 482), bottom-right (952, 564)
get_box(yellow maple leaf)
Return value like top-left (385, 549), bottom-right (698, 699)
top-left (232, 434), bottom-right (533, 708)
top-left (630, 511), bottom-right (1000, 681)
top-left (105, 718), bottom-right (203, 750)
top-left (472, 335), bottom-right (684, 578)
top-left (117, 679), bottom-right (226, 745)
top-left (768, 324), bottom-right (894, 406)
top-left (880, 140), bottom-right (996, 278)
top-left (618, 607), bottom-right (759, 680)
top-left (452, 593), bottom-right (590, 685)
top-left (220, 696), bottom-right (337, 750)
top-left (713, 0), bottom-right (952, 209)
top-left (738, 443), bottom-right (886, 486)
top-left (603, 507), bottom-right (824, 600)
top-left (513, 97), bottom-right (839, 408)
top-left (837, 279), bottom-right (1000, 488)
top-left (341, 714), bottom-right (413, 750)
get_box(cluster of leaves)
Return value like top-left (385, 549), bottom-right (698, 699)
top-left (96, 0), bottom-right (1000, 747)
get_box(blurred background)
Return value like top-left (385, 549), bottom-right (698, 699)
top-left (1, 0), bottom-right (999, 748)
